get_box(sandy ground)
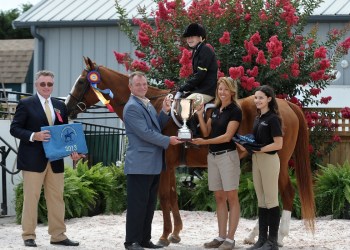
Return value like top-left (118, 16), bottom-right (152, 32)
top-left (1, 210), bottom-right (350, 250)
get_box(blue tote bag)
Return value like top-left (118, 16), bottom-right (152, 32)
top-left (41, 123), bottom-right (88, 161)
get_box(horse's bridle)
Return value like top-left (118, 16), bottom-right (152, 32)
top-left (68, 75), bottom-right (90, 112)
top-left (69, 66), bottom-right (171, 112)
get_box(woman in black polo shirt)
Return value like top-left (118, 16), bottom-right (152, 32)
top-left (192, 77), bottom-right (242, 250)
top-left (237, 85), bottom-right (283, 250)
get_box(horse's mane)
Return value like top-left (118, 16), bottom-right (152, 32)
top-left (100, 65), bottom-right (171, 95)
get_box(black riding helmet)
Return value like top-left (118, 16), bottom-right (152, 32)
top-left (182, 23), bottom-right (206, 40)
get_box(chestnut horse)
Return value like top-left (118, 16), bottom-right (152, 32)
top-left (65, 57), bottom-right (315, 246)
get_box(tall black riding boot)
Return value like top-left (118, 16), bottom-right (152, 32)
top-left (257, 206), bottom-right (280, 250)
top-left (247, 207), bottom-right (269, 250)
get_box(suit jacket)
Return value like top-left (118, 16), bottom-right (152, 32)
top-left (179, 42), bottom-right (218, 97)
top-left (123, 95), bottom-right (170, 175)
top-left (10, 94), bottom-right (68, 173)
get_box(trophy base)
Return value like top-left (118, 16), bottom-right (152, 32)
top-left (178, 129), bottom-right (193, 141)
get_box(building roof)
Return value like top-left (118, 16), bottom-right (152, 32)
top-left (0, 39), bottom-right (34, 84)
top-left (14, 0), bottom-right (349, 28)
top-left (13, 0), bottom-right (189, 28)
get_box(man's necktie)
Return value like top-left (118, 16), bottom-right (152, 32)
top-left (45, 100), bottom-right (53, 126)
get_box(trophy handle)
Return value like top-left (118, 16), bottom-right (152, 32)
top-left (195, 94), bottom-right (204, 106)
top-left (193, 94), bottom-right (204, 115)
top-left (169, 94), bottom-right (182, 128)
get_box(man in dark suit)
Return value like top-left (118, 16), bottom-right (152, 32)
top-left (123, 71), bottom-right (182, 250)
top-left (10, 70), bottom-right (81, 247)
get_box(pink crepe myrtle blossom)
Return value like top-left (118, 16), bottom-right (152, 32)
top-left (310, 88), bottom-right (321, 96)
top-left (135, 50), bottom-right (146, 59)
top-left (131, 60), bottom-right (150, 72)
top-left (341, 107), bottom-right (350, 118)
top-left (219, 31), bottom-right (231, 45)
top-left (256, 51), bottom-right (267, 65)
top-left (320, 96), bottom-right (332, 104)
top-left (164, 79), bottom-right (175, 89)
top-left (229, 66), bottom-right (244, 79)
top-left (113, 51), bottom-right (127, 64)
top-left (314, 46), bottom-right (327, 59)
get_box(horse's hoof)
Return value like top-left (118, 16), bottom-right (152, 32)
top-left (157, 238), bottom-right (170, 247)
top-left (168, 234), bottom-right (181, 243)
top-left (243, 238), bottom-right (255, 245)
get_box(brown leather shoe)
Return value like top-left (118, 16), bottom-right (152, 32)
top-left (24, 239), bottom-right (37, 247)
top-left (204, 238), bottom-right (224, 248)
top-left (50, 238), bottom-right (79, 246)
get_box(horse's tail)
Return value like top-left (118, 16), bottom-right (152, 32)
top-left (288, 102), bottom-right (315, 233)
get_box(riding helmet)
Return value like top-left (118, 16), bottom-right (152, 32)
top-left (182, 23), bottom-right (206, 39)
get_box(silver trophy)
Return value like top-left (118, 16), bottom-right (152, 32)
top-left (174, 98), bottom-right (195, 141)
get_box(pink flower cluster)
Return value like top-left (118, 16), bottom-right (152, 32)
top-left (135, 50), bottom-right (146, 59)
top-left (164, 79), bottom-right (175, 89)
top-left (131, 60), bottom-right (150, 72)
top-left (310, 88), bottom-right (321, 96)
top-left (113, 51), bottom-right (131, 70)
top-left (219, 31), bottom-right (230, 45)
top-left (320, 96), bottom-right (332, 104)
top-left (179, 48), bottom-right (192, 78)
top-left (341, 107), bottom-right (350, 119)
top-left (266, 36), bottom-right (283, 69)
top-left (150, 57), bottom-right (163, 68)
top-left (280, 1), bottom-right (299, 26)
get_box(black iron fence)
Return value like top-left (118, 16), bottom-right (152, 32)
top-left (77, 121), bottom-right (126, 166)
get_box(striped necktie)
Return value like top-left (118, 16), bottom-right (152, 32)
top-left (45, 99), bottom-right (53, 125)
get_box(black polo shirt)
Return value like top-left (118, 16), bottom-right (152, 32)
top-left (253, 110), bottom-right (282, 154)
top-left (209, 103), bottom-right (242, 152)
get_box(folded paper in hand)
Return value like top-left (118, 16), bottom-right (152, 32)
top-left (233, 134), bottom-right (264, 154)
top-left (41, 123), bottom-right (88, 161)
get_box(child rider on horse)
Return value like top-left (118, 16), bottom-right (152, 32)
top-left (175, 23), bottom-right (218, 137)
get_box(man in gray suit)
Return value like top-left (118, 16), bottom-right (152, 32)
top-left (123, 72), bottom-right (182, 250)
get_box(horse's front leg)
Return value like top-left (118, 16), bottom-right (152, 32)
top-left (157, 170), bottom-right (172, 246)
top-left (167, 166), bottom-right (182, 243)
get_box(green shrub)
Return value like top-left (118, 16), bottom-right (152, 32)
top-left (74, 161), bottom-right (127, 215)
top-left (14, 182), bottom-right (47, 224)
top-left (14, 161), bottom-right (127, 224)
top-left (315, 161), bottom-right (350, 219)
top-left (175, 170), bottom-right (216, 212)
top-left (104, 163), bottom-right (127, 214)
top-left (63, 166), bottom-right (96, 219)
top-left (238, 172), bottom-right (258, 218)
top-left (176, 173), bottom-right (196, 211)
top-left (190, 171), bottom-right (216, 211)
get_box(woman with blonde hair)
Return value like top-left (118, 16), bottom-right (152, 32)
top-left (192, 77), bottom-right (242, 250)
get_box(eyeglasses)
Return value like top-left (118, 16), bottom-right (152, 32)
top-left (39, 82), bottom-right (54, 87)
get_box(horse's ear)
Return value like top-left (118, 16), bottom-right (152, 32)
top-left (86, 57), bottom-right (96, 70)
top-left (83, 56), bottom-right (90, 70)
